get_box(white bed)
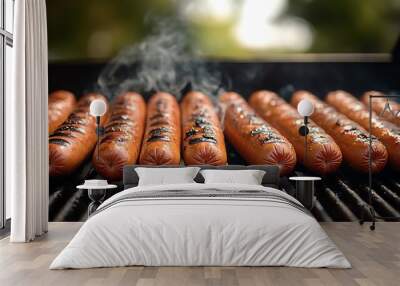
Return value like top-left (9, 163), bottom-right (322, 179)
top-left (50, 182), bottom-right (350, 269)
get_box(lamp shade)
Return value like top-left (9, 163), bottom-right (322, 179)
top-left (90, 99), bottom-right (107, 117)
top-left (297, 99), bottom-right (314, 117)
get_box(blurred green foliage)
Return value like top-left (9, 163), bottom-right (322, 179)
top-left (46, 0), bottom-right (400, 61)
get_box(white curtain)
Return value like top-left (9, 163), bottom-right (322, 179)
top-left (8, 0), bottom-right (48, 242)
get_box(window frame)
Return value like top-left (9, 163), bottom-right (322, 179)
top-left (0, 0), bottom-right (13, 230)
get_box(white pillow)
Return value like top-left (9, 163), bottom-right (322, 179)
top-left (200, 169), bottom-right (266, 185)
top-left (136, 167), bottom-right (200, 186)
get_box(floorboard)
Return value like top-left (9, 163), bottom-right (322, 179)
top-left (0, 222), bottom-right (399, 286)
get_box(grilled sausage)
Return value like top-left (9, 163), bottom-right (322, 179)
top-left (92, 92), bottom-right (146, 181)
top-left (139, 92), bottom-right (181, 165)
top-left (181, 91), bottom-right (227, 165)
top-left (49, 93), bottom-right (110, 176)
top-left (48, 90), bottom-right (76, 134)
top-left (361, 91), bottom-right (400, 127)
top-left (220, 92), bottom-right (296, 176)
top-left (291, 91), bottom-right (387, 173)
top-left (326, 90), bottom-right (400, 171)
top-left (249, 90), bottom-right (342, 174)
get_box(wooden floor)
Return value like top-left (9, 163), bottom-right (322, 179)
top-left (0, 223), bottom-right (399, 286)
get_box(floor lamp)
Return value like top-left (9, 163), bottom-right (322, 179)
top-left (360, 93), bottom-right (400, 231)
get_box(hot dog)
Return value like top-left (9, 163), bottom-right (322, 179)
top-left (181, 91), bottom-right (227, 165)
top-left (48, 90), bottom-right (76, 134)
top-left (291, 91), bottom-right (387, 173)
top-left (249, 90), bottom-right (342, 174)
top-left (220, 92), bottom-right (296, 176)
top-left (92, 92), bottom-right (146, 181)
top-left (361, 91), bottom-right (400, 127)
top-left (326, 90), bottom-right (400, 171)
top-left (139, 92), bottom-right (181, 165)
top-left (49, 93), bottom-right (110, 176)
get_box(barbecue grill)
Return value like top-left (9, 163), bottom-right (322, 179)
top-left (48, 43), bottom-right (400, 222)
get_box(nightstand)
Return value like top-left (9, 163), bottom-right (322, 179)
top-left (77, 182), bottom-right (117, 216)
top-left (289, 176), bottom-right (321, 210)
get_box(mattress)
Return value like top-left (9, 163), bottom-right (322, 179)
top-left (50, 183), bottom-right (350, 269)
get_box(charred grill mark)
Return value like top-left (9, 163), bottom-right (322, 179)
top-left (146, 125), bottom-right (171, 142)
top-left (250, 125), bottom-right (270, 136)
top-left (64, 118), bottom-right (88, 125)
top-left (258, 135), bottom-right (285, 144)
top-left (57, 125), bottom-right (86, 134)
top-left (194, 116), bottom-right (211, 128)
top-left (100, 134), bottom-right (132, 144)
top-left (189, 137), bottom-right (217, 145)
top-left (106, 122), bottom-right (134, 130)
top-left (250, 125), bottom-right (284, 144)
top-left (49, 132), bottom-right (76, 139)
top-left (185, 109), bottom-right (218, 144)
top-left (339, 124), bottom-right (378, 143)
top-left (147, 135), bottom-right (170, 142)
top-left (105, 125), bottom-right (133, 133)
top-left (49, 138), bottom-right (70, 146)
top-left (149, 127), bottom-right (170, 136)
top-left (185, 128), bottom-right (199, 138)
top-left (64, 112), bottom-right (89, 125)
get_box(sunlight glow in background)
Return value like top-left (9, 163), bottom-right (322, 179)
top-left (181, 0), bottom-right (313, 51)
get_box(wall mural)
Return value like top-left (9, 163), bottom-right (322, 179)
top-left (48, 22), bottom-right (400, 223)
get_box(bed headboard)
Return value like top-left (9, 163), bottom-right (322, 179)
top-left (123, 165), bottom-right (281, 189)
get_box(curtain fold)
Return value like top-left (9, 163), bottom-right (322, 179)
top-left (9, 0), bottom-right (48, 242)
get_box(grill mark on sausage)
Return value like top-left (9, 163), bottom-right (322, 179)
top-left (49, 138), bottom-right (70, 146)
top-left (194, 116), bottom-right (211, 128)
top-left (189, 137), bottom-right (217, 145)
top-left (337, 122), bottom-right (378, 143)
top-left (57, 125), bottom-right (86, 134)
top-left (250, 125), bottom-right (285, 144)
top-left (100, 134), bottom-right (132, 144)
top-left (185, 127), bottom-right (199, 138)
top-left (106, 122), bottom-right (134, 130)
top-left (149, 127), bottom-right (170, 135)
top-left (147, 135), bottom-right (171, 142)
top-left (49, 132), bottom-right (76, 138)
top-left (64, 118), bottom-right (88, 125)
top-left (105, 125), bottom-right (133, 133)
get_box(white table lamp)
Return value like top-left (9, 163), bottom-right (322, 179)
top-left (297, 99), bottom-right (314, 167)
top-left (90, 99), bottom-right (107, 160)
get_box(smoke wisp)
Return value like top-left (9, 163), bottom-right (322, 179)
top-left (97, 18), bottom-right (224, 100)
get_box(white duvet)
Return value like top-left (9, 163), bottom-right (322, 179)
top-left (50, 183), bottom-right (350, 269)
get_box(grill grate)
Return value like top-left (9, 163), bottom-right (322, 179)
top-left (48, 60), bottom-right (400, 222)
